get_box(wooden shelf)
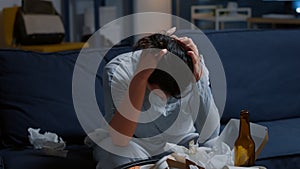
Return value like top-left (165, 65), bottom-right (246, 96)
top-left (20, 42), bottom-right (87, 52)
top-left (247, 17), bottom-right (300, 28)
top-left (191, 5), bottom-right (251, 30)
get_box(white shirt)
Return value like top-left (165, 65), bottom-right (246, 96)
top-left (102, 50), bottom-right (220, 155)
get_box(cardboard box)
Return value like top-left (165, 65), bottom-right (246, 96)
top-left (217, 119), bottom-right (269, 160)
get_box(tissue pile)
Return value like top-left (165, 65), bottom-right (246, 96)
top-left (164, 141), bottom-right (267, 169)
top-left (165, 140), bottom-right (233, 169)
top-left (28, 128), bottom-right (68, 157)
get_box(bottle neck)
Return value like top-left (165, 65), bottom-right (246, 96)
top-left (239, 112), bottom-right (251, 137)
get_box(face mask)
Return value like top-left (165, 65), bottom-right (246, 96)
top-left (148, 91), bottom-right (168, 116)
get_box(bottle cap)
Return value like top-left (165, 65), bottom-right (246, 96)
top-left (240, 109), bottom-right (249, 114)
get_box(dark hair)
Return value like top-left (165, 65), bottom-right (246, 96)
top-left (134, 33), bottom-right (194, 98)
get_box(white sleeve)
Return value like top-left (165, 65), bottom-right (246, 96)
top-left (102, 55), bottom-right (134, 123)
top-left (194, 56), bottom-right (220, 147)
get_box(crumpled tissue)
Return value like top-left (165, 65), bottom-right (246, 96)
top-left (165, 140), bottom-right (233, 169)
top-left (165, 141), bottom-right (266, 169)
top-left (28, 128), bottom-right (68, 157)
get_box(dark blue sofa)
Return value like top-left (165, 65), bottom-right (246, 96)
top-left (0, 29), bottom-right (299, 169)
top-left (203, 29), bottom-right (300, 169)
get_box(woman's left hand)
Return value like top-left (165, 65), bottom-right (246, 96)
top-left (176, 36), bottom-right (203, 81)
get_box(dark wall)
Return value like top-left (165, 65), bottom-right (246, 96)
top-left (237, 0), bottom-right (287, 16)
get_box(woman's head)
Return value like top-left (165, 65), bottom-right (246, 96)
top-left (134, 33), bottom-right (194, 98)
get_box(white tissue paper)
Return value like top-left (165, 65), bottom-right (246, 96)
top-left (163, 119), bottom-right (268, 169)
top-left (165, 140), bottom-right (232, 169)
top-left (165, 141), bottom-right (266, 169)
top-left (28, 128), bottom-right (68, 157)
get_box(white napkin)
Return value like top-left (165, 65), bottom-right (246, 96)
top-left (28, 128), bottom-right (68, 157)
top-left (164, 141), bottom-right (233, 169)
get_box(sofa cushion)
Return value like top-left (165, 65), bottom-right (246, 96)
top-left (205, 29), bottom-right (300, 123)
top-left (256, 154), bottom-right (300, 169)
top-left (0, 145), bottom-right (95, 169)
top-left (257, 117), bottom-right (300, 159)
top-left (0, 49), bottom-right (85, 146)
top-left (0, 47), bottom-right (132, 147)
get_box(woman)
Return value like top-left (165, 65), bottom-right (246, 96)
top-left (88, 30), bottom-right (220, 169)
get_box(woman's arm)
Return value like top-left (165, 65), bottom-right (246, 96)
top-left (108, 49), bottom-right (167, 146)
top-left (177, 36), bottom-right (220, 146)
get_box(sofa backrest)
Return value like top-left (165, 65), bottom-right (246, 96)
top-left (0, 47), bottom-right (132, 147)
top-left (1, 29), bottom-right (299, 147)
top-left (204, 29), bottom-right (300, 123)
top-left (177, 29), bottom-right (300, 124)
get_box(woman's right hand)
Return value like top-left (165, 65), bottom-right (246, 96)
top-left (135, 48), bottom-right (168, 80)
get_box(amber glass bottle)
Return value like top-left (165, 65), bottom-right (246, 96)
top-left (234, 110), bottom-right (255, 166)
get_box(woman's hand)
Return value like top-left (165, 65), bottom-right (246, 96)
top-left (173, 36), bottom-right (203, 82)
top-left (136, 48), bottom-right (168, 80)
